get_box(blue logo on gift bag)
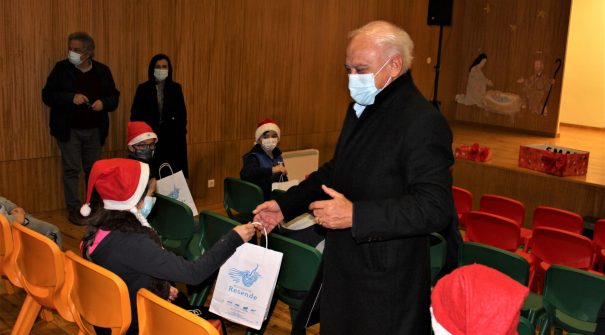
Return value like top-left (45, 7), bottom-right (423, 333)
top-left (229, 264), bottom-right (262, 287)
top-left (167, 184), bottom-right (180, 200)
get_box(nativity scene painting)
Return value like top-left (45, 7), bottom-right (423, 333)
top-left (451, 0), bottom-right (570, 136)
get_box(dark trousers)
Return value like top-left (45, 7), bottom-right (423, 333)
top-left (57, 128), bottom-right (101, 213)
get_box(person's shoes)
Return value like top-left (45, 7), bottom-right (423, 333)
top-left (68, 211), bottom-right (86, 226)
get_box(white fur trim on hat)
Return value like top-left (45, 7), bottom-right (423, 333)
top-left (102, 163), bottom-right (150, 211)
top-left (128, 132), bottom-right (158, 146)
top-left (255, 123), bottom-right (281, 142)
top-left (80, 203), bottom-right (92, 217)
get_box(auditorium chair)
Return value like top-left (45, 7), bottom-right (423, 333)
top-left (479, 194), bottom-right (531, 248)
top-left (0, 214), bottom-right (19, 294)
top-left (452, 186), bottom-right (473, 228)
top-left (137, 288), bottom-right (220, 335)
top-left (539, 265), bottom-right (605, 334)
top-left (527, 227), bottom-right (595, 293)
top-left (525, 205), bottom-right (585, 252)
top-left (223, 177), bottom-right (264, 224)
top-left (64, 250), bottom-right (131, 334)
top-left (458, 242), bottom-right (543, 326)
top-left (10, 223), bottom-right (73, 335)
top-left (593, 219), bottom-right (605, 271)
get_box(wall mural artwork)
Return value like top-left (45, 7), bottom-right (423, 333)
top-left (452, 0), bottom-right (571, 136)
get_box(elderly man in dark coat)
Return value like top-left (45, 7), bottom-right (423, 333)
top-left (254, 21), bottom-right (455, 334)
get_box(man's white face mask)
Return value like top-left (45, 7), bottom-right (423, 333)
top-left (347, 57), bottom-right (392, 106)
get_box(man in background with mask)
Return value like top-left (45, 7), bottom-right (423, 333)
top-left (126, 121), bottom-right (158, 219)
top-left (253, 21), bottom-right (456, 333)
top-left (42, 31), bottom-right (119, 225)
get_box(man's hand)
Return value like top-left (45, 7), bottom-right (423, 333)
top-left (309, 185), bottom-right (353, 229)
top-left (73, 93), bottom-right (89, 105)
top-left (272, 164), bottom-right (287, 175)
top-left (90, 99), bottom-right (104, 111)
top-left (253, 200), bottom-right (284, 233)
top-left (168, 286), bottom-right (178, 301)
top-left (10, 207), bottom-right (26, 224)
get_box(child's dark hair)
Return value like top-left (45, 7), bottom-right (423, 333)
top-left (79, 205), bottom-right (170, 299)
top-left (80, 208), bottom-right (161, 259)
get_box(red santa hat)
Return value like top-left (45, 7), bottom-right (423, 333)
top-left (127, 121), bottom-right (158, 146)
top-left (255, 117), bottom-right (280, 142)
top-left (80, 158), bottom-right (150, 221)
top-left (431, 264), bottom-right (529, 335)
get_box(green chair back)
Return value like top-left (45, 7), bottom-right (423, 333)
top-left (541, 265), bottom-right (605, 334)
top-left (244, 233), bottom-right (323, 335)
top-left (517, 316), bottom-right (534, 335)
top-left (429, 233), bottom-right (446, 285)
top-left (149, 193), bottom-right (203, 261)
top-left (200, 211), bottom-right (240, 250)
top-left (269, 233), bottom-right (322, 294)
top-left (459, 241), bottom-right (543, 326)
top-left (189, 211), bottom-right (240, 307)
top-left (223, 177), bottom-right (264, 223)
top-left (459, 241), bottom-right (529, 285)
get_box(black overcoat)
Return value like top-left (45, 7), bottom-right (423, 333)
top-left (41, 59), bottom-right (120, 145)
top-left (130, 80), bottom-right (189, 178)
top-left (276, 72), bottom-right (454, 334)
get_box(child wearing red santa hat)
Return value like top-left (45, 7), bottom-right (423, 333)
top-left (79, 158), bottom-right (256, 334)
top-left (240, 117), bottom-right (288, 200)
top-left (431, 264), bottom-right (529, 335)
top-left (126, 121), bottom-right (158, 218)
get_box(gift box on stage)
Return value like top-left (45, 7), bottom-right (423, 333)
top-left (518, 144), bottom-right (589, 177)
top-left (455, 143), bottom-right (492, 162)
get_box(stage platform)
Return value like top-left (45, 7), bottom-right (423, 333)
top-left (450, 122), bottom-right (605, 226)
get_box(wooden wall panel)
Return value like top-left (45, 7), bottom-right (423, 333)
top-left (453, 159), bottom-right (605, 225)
top-left (2, 0), bottom-right (447, 212)
top-left (0, 0), bottom-right (577, 213)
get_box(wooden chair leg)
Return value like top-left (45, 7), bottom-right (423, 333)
top-left (11, 295), bottom-right (42, 335)
top-left (2, 278), bottom-right (16, 294)
top-left (40, 308), bottom-right (54, 322)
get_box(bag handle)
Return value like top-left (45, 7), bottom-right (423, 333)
top-left (158, 163), bottom-right (174, 179)
top-left (251, 222), bottom-right (269, 249)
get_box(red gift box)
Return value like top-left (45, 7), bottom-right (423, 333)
top-left (455, 143), bottom-right (492, 162)
top-left (518, 144), bottom-right (589, 177)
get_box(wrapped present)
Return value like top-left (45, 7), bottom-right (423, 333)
top-left (518, 144), bottom-right (589, 177)
top-left (455, 143), bottom-right (492, 162)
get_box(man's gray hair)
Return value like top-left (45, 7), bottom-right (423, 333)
top-left (349, 21), bottom-right (414, 72)
top-left (68, 32), bottom-right (95, 55)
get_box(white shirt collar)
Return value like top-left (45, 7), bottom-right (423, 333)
top-left (353, 103), bottom-right (366, 118)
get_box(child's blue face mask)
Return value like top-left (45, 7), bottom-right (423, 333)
top-left (140, 196), bottom-right (156, 218)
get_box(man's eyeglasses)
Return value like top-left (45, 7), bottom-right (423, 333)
top-left (133, 143), bottom-right (156, 150)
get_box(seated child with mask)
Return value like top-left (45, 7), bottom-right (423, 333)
top-left (126, 121), bottom-right (158, 218)
top-left (241, 117), bottom-right (324, 250)
top-left (240, 117), bottom-right (288, 201)
top-left (79, 158), bottom-right (256, 334)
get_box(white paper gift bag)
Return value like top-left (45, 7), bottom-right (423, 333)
top-left (156, 163), bottom-right (199, 216)
top-left (271, 174), bottom-right (299, 192)
top-left (209, 241), bottom-right (283, 330)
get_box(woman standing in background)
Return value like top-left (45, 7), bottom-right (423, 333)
top-left (130, 54), bottom-right (189, 178)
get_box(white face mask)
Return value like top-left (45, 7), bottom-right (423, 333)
top-left (154, 68), bottom-right (169, 81)
top-left (261, 138), bottom-right (278, 152)
top-left (348, 57), bottom-right (392, 106)
top-left (68, 50), bottom-right (83, 66)
top-left (140, 196), bottom-right (156, 218)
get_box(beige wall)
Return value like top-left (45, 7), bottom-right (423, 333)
top-left (559, 0), bottom-right (605, 128)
